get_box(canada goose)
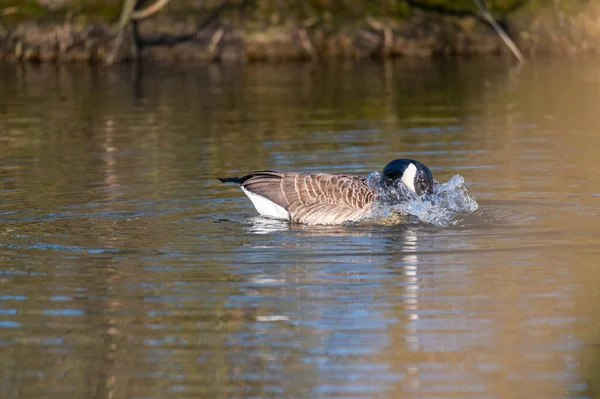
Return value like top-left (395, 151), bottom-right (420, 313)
top-left (218, 159), bottom-right (434, 226)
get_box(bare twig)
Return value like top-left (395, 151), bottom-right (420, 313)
top-left (361, 30), bottom-right (380, 44)
top-left (298, 29), bottom-right (319, 61)
top-left (107, 0), bottom-right (137, 64)
top-left (206, 28), bottom-right (225, 62)
top-left (367, 17), bottom-right (384, 31)
top-left (474, 0), bottom-right (525, 63)
top-left (131, 0), bottom-right (171, 21)
top-left (382, 26), bottom-right (393, 58)
top-left (367, 18), bottom-right (393, 58)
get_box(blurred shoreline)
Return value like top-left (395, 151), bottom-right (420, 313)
top-left (1, 1), bottom-right (599, 64)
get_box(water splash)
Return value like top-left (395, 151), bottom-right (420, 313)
top-left (366, 172), bottom-right (479, 227)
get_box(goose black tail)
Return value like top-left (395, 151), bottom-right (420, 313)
top-left (218, 176), bottom-right (245, 184)
top-left (218, 171), bottom-right (281, 185)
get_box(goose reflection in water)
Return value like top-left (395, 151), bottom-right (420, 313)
top-left (243, 219), bottom-right (424, 356)
top-left (239, 216), bottom-right (484, 395)
top-left (245, 216), bottom-right (290, 235)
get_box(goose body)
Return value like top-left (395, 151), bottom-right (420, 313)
top-left (219, 159), bottom-right (434, 226)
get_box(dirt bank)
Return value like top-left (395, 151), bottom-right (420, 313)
top-left (1, 1), bottom-right (599, 64)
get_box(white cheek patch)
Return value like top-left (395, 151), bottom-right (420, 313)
top-left (401, 163), bottom-right (418, 193)
top-left (241, 187), bottom-right (290, 220)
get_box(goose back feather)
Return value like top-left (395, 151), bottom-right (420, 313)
top-left (219, 171), bottom-right (376, 225)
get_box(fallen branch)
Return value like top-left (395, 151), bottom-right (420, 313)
top-left (404, 0), bottom-right (486, 24)
top-left (474, 0), bottom-right (525, 63)
top-left (135, 0), bottom-right (249, 48)
top-left (106, 0), bottom-right (255, 64)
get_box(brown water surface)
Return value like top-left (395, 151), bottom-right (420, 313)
top-left (1, 59), bottom-right (600, 399)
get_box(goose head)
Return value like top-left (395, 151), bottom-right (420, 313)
top-left (381, 159), bottom-right (434, 196)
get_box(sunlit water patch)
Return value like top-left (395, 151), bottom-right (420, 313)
top-left (367, 172), bottom-right (479, 227)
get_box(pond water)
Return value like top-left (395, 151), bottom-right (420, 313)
top-left (1, 58), bottom-right (600, 399)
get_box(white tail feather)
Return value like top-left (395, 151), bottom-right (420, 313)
top-left (241, 187), bottom-right (290, 220)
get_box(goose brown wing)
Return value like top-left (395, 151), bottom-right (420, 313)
top-left (283, 174), bottom-right (376, 225)
top-left (280, 173), bottom-right (375, 209)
